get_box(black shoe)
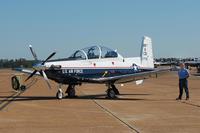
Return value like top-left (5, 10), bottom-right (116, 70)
top-left (176, 97), bottom-right (181, 100)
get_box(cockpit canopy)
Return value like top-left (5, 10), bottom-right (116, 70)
top-left (68, 46), bottom-right (119, 60)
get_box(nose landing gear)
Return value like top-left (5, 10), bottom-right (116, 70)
top-left (56, 84), bottom-right (76, 99)
top-left (56, 84), bottom-right (64, 100)
top-left (56, 88), bottom-right (64, 100)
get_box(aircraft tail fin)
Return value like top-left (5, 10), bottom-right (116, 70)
top-left (140, 36), bottom-right (154, 68)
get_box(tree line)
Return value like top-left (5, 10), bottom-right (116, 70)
top-left (0, 58), bottom-right (35, 68)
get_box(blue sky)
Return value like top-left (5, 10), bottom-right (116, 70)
top-left (0, 0), bottom-right (199, 59)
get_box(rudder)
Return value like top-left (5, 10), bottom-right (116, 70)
top-left (140, 36), bottom-right (154, 68)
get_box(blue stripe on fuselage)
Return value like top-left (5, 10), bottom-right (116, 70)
top-left (61, 68), bottom-right (153, 78)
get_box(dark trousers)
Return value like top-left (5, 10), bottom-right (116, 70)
top-left (178, 78), bottom-right (189, 99)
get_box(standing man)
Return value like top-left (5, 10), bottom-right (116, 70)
top-left (176, 63), bottom-right (190, 100)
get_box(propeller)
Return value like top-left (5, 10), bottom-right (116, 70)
top-left (25, 45), bottom-right (56, 89)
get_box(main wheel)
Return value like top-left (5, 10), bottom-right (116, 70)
top-left (68, 88), bottom-right (76, 98)
top-left (56, 90), bottom-right (64, 100)
top-left (107, 88), bottom-right (116, 99)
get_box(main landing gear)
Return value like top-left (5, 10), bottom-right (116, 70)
top-left (66, 84), bottom-right (76, 98)
top-left (106, 84), bottom-right (120, 99)
top-left (56, 84), bottom-right (76, 99)
top-left (56, 84), bottom-right (120, 100)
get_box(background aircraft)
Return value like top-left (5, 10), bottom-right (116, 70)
top-left (184, 59), bottom-right (200, 76)
top-left (13, 36), bottom-right (169, 99)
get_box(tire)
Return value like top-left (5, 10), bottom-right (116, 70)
top-left (68, 88), bottom-right (76, 98)
top-left (11, 76), bottom-right (20, 91)
top-left (56, 91), bottom-right (64, 100)
top-left (107, 89), bottom-right (116, 99)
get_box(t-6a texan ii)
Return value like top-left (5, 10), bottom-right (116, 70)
top-left (13, 36), bottom-right (169, 99)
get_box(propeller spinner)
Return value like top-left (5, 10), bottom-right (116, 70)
top-left (25, 45), bottom-right (56, 89)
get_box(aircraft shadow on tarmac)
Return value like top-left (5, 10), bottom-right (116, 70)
top-left (0, 93), bottom-right (152, 102)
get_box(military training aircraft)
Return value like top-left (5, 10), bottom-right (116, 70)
top-left (12, 36), bottom-right (169, 99)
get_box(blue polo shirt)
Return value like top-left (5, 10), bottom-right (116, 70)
top-left (178, 68), bottom-right (189, 79)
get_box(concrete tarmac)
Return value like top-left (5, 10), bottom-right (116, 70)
top-left (0, 69), bottom-right (200, 133)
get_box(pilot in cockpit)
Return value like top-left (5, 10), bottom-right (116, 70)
top-left (105, 51), bottom-right (118, 58)
top-left (88, 48), bottom-right (96, 59)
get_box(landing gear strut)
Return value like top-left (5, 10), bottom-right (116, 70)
top-left (111, 84), bottom-right (120, 95)
top-left (106, 84), bottom-right (120, 99)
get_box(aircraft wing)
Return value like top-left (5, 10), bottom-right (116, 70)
top-left (185, 61), bottom-right (200, 67)
top-left (83, 68), bottom-right (170, 84)
top-left (13, 67), bottom-right (170, 85)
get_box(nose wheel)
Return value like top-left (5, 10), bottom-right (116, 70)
top-left (56, 88), bottom-right (64, 100)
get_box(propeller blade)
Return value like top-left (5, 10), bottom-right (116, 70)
top-left (29, 45), bottom-right (38, 61)
top-left (42, 70), bottom-right (51, 90)
top-left (42, 52), bottom-right (56, 65)
top-left (25, 70), bottom-right (37, 81)
top-left (26, 45), bottom-right (54, 89)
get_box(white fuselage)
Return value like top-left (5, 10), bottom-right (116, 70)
top-left (45, 56), bottom-right (142, 70)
